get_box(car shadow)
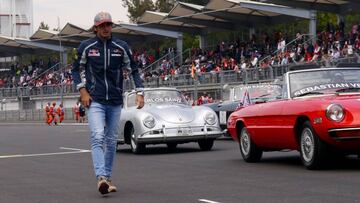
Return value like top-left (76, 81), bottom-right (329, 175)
top-left (328, 156), bottom-right (360, 170)
top-left (235, 154), bottom-right (360, 170)
top-left (117, 145), bottom-right (222, 155)
top-left (260, 154), bottom-right (303, 167)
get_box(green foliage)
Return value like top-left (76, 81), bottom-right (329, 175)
top-left (156, 0), bottom-right (173, 13)
top-left (123, 0), bottom-right (210, 23)
top-left (158, 37), bottom-right (175, 51)
top-left (183, 33), bottom-right (199, 50)
top-left (180, 0), bottom-right (209, 5)
top-left (121, 0), bottom-right (155, 23)
top-left (317, 12), bottom-right (337, 32)
top-left (68, 48), bottom-right (78, 63)
top-left (345, 14), bottom-right (360, 31)
top-left (16, 52), bottom-right (59, 66)
top-left (205, 31), bottom-right (242, 48)
top-left (315, 12), bottom-right (360, 33)
top-left (38, 21), bottom-right (49, 30)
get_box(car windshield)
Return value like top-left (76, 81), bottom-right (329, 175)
top-left (127, 90), bottom-right (188, 108)
top-left (289, 69), bottom-right (360, 98)
top-left (233, 84), bottom-right (282, 101)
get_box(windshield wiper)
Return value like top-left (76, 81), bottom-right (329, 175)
top-left (335, 88), bottom-right (360, 93)
top-left (296, 91), bottom-right (324, 97)
top-left (256, 93), bottom-right (271, 98)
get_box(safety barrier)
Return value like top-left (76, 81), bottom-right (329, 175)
top-left (0, 65), bottom-right (299, 98)
top-left (0, 108), bottom-right (78, 122)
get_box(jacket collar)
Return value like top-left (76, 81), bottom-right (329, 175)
top-left (95, 35), bottom-right (112, 44)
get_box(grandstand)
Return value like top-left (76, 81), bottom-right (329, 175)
top-left (1, 0), bottom-right (360, 121)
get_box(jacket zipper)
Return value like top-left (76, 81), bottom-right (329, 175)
top-left (104, 42), bottom-right (109, 100)
top-left (89, 64), bottom-right (96, 93)
top-left (116, 69), bottom-right (120, 92)
top-left (108, 49), bottom-right (111, 66)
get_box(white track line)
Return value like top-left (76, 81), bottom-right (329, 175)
top-left (0, 147), bottom-right (90, 159)
top-left (60, 147), bottom-right (90, 151)
top-left (199, 199), bottom-right (220, 203)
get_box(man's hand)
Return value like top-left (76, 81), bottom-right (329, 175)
top-left (136, 94), bottom-right (144, 109)
top-left (79, 88), bottom-right (92, 108)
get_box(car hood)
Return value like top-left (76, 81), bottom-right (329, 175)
top-left (296, 94), bottom-right (360, 109)
top-left (144, 104), bottom-right (195, 124)
top-left (297, 94), bottom-right (360, 102)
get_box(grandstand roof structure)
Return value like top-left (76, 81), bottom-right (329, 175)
top-left (1, 0), bottom-right (359, 57)
top-left (57, 23), bottom-right (180, 45)
top-left (138, 11), bottom-right (206, 34)
top-left (0, 21), bottom-right (183, 57)
top-left (138, 0), bottom-right (313, 33)
top-left (0, 36), bottom-right (48, 57)
top-left (167, 2), bottom-right (234, 31)
top-left (29, 27), bottom-right (83, 48)
top-left (261, 0), bottom-right (360, 14)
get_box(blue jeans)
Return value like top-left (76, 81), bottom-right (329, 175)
top-left (88, 101), bottom-right (122, 179)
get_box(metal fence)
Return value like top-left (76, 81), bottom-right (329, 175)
top-left (4, 59), bottom-right (360, 99)
top-left (0, 65), bottom-right (292, 99)
top-left (1, 60), bottom-right (360, 121)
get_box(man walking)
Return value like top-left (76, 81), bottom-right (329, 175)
top-left (72, 11), bottom-right (144, 195)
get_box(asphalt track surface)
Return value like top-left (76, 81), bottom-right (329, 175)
top-left (0, 124), bottom-right (360, 203)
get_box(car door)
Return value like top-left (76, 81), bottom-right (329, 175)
top-left (118, 93), bottom-right (136, 141)
top-left (246, 99), bottom-right (288, 149)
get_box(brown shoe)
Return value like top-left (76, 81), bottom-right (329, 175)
top-left (97, 176), bottom-right (109, 195)
top-left (107, 179), bottom-right (117, 193)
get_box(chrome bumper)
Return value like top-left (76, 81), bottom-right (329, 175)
top-left (328, 127), bottom-right (360, 140)
top-left (137, 125), bottom-right (223, 144)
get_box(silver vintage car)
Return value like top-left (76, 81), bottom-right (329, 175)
top-left (117, 87), bottom-right (223, 153)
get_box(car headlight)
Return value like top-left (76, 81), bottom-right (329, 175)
top-left (326, 104), bottom-right (345, 122)
top-left (204, 112), bottom-right (216, 125)
top-left (143, 115), bottom-right (156, 128)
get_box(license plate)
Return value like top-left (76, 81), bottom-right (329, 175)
top-left (219, 111), bottom-right (227, 125)
top-left (177, 127), bottom-right (192, 136)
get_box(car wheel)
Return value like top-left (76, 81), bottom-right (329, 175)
top-left (167, 143), bottom-right (178, 150)
top-left (300, 121), bottom-right (329, 169)
top-left (130, 129), bottom-right (145, 154)
top-left (239, 127), bottom-right (262, 162)
top-left (198, 139), bottom-right (214, 151)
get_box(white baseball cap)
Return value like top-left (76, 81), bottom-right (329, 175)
top-left (94, 11), bottom-right (113, 26)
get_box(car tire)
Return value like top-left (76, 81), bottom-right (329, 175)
top-left (167, 143), bottom-right (178, 150)
top-left (239, 127), bottom-right (263, 162)
top-left (198, 139), bottom-right (214, 151)
top-left (130, 128), bottom-right (145, 154)
top-left (300, 121), bottom-right (329, 170)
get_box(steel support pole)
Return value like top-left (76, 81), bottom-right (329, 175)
top-left (176, 33), bottom-right (183, 65)
top-left (309, 10), bottom-right (317, 44)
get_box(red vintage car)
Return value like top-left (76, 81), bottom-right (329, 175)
top-left (227, 67), bottom-right (360, 169)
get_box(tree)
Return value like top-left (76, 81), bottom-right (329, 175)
top-left (180, 0), bottom-right (209, 5)
top-left (156, 0), bottom-right (173, 13)
top-left (155, 0), bottom-right (210, 12)
top-left (122, 0), bottom-right (210, 23)
top-left (121, 0), bottom-right (155, 23)
top-left (38, 21), bottom-right (49, 30)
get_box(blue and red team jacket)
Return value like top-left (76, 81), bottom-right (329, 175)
top-left (72, 36), bottom-right (144, 105)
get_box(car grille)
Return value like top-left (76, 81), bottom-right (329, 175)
top-left (328, 128), bottom-right (360, 140)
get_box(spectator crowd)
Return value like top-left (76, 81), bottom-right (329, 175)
top-left (1, 21), bottom-right (360, 91)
